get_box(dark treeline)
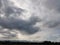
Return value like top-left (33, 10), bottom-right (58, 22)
top-left (0, 41), bottom-right (60, 45)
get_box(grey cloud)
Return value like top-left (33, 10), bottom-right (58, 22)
top-left (0, 15), bottom-right (39, 34)
top-left (0, 0), bottom-right (40, 35)
top-left (0, 0), bottom-right (2, 8)
top-left (0, 0), bottom-right (40, 34)
top-left (40, 0), bottom-right (60, 41)
top-left (0, 31), bottom-right (16, 39)
top-left (4, 7), bottom-right (25, 17)
top-left (43, 20), bottom-right (60, 28)
top-left (0, 0), bottom-right (60, 42)
top-left (43, 0), bottom-right (60, 12)
top-left (0, 0), bottom-right (25, 17)
top-left (39, 0), bottom-right (60, 28)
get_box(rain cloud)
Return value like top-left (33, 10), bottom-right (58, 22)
top-left (0, 0), bottom-right (60, 42)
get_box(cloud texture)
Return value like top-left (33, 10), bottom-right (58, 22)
top-left (0, 0), bottom-right (60, 42)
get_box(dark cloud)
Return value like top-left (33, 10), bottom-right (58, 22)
top-left (0, 0), bottom-right (60, 41)
top-left (0, 0), bottom-right (40, 35)
top-left (43, 20), bottom-right (60, 28)
top-left (0, 0), bottom-right (25, 17)
top-left (0, 0), bottom-right (2, 8)
top-left (0, 15), bottom-right (40, 34)
top-left (4, 7), bottom-right (25, 17)
top-left (0, 31), bottom-right (16, 39)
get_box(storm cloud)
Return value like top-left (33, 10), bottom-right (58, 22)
top-left (0, 0), bottom-right (40, 35)
top-left (0, 0), bottom-right (60, 42)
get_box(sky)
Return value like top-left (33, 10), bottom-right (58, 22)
top-left (0, 0), bottom-right (60, 42)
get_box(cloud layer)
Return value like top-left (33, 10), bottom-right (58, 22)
top-left (0, 0), bottom-right (60, 42)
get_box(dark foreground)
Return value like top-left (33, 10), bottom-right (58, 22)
top-left (0, 41), bottom-right (60, 45)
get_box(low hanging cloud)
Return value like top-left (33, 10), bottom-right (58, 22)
top-left (0, 16), bottom-right (40, 34)
top-left (0, 0), bottom-right (40, 35)
top-left (0, 0), bottom-right (60, 42)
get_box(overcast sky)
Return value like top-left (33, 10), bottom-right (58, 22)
top-left (0, 0), bottom-right (60, 42)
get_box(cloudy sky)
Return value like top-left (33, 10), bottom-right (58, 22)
top-left (0, 0), bottom-right (60, 42)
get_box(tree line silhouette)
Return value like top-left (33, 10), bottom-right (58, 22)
top-left (0, 41), bottom-right (59, 45)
